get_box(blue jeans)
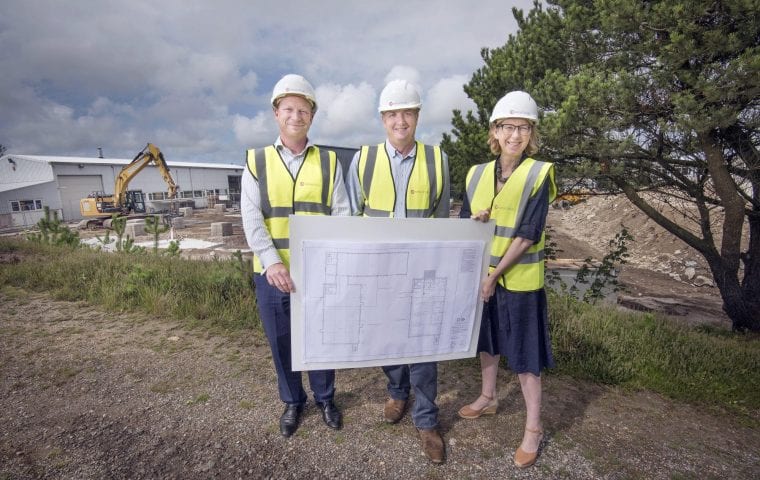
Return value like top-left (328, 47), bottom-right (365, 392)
top-left (254, 274), bottom-right (336, 405)
top-left (382, 362), bottom-right (439, 429)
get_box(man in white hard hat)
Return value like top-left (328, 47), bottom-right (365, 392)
top-left (241, 73), bottom-right (350, 438)
top-left (346, 79), bottom-right (450, 464)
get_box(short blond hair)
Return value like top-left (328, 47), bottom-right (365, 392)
top-left (272, 94), bottom-right (316, 114)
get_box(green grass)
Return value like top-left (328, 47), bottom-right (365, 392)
top-left (52, 366), bottom-right (80, 385)
top-left (187, 393), bottom-right (210, 405)
top-left (548, 291), bottom-right (760, 414)
top-left (0, 237), bottom-right (259, 332)
top-left (150, 380), bottom-right (176, 394)
top-left (1, 237), bottom-right (758, 417)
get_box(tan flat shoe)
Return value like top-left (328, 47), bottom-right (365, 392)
top-left (457, 394), bottom-right (498, 419)
top-left (514, 427), bottom-right (543, 468)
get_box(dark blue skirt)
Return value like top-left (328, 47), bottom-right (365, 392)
top-left (476, 285), bottom-right (555, 375)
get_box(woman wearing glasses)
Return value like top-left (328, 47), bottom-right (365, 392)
top-left (457, 91), bottom-right (557, 469)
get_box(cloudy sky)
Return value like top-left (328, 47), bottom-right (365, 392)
top-left (0, 0), bottom-right (534, 164)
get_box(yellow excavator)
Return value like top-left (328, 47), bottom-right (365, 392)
top-left (78, 143), bottom-right (178, 229)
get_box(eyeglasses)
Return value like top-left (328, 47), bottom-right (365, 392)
top-left (496, 123), bottom-right (532, 135)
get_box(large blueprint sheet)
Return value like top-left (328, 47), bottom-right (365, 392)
top-left (290, 216), bottom-right (493, 370)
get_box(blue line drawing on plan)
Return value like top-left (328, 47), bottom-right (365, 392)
top-left (302, 241), bottom-right (482, 364)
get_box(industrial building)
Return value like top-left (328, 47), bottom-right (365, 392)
top-left (0, 145), bottom-right (358, 228)
top-left (0, 153), bottom-right (243, 228)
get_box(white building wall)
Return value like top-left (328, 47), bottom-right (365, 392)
top-left (0, 155), bottom-right (243, 227)
top-left (0, 181), bottom-right (62, 227)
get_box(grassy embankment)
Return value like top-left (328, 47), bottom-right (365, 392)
top-left (0, 237), bottom-right (757, 420)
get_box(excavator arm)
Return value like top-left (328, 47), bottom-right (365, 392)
top-left (113, 143), bottom-right (178, 208)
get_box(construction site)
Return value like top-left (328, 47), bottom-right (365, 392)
top-left (0, 138), bottom-right (730, 327)
top-left (0, 139), bottom-right (728, 318)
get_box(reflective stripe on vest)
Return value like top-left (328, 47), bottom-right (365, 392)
top-left (465, 161), bottom-right (496, 215)
top-left (245, 145), bottom-right (336, 272)
top-left (465, 161), bottom-right (497, 274)
top-left (357, 141), bottom-right (443, 218)
top-left (487, 158), bottom-right (556, 291)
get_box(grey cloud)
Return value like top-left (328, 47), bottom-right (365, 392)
top-left (0, 0), bottom-right (533, 161)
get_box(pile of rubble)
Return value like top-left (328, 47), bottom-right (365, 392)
top-left (548, 193), bottom-right (729, 288)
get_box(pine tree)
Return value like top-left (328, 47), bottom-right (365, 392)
top-left (443, 0), bottom-right (760, 331)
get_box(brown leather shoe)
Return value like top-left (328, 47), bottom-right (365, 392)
top-left (383, 398), bottom-right (407, 424)
top-left (418, 428), bottom-right (445, 464)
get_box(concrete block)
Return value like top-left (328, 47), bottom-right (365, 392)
top-left (125, 223), bottom-right (145, 237)
top-left (171, 217), bottom-right (186, 229)
top-left (210, 222), bottom-right (233, 237)
top-left (214, 203), bottom-right (226, 213)
top-left (179, 207), bottom-right (193, 217)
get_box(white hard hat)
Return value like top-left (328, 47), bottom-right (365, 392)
top-left (378, 79), bottom-right (422, 112)
top-left (489, 91), bottom-right (539, 124)
top-left (271, 74), bottom-right (318, 112)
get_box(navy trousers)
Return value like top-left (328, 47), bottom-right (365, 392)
top-left (253, 274), bottom-right (336, 405)
top-left (382, 362), bottom-right (439, 429)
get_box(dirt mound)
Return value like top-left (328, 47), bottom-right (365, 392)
top-left (549, 193), bottom-right (715, 281)
top-left (547, 194), bottom-right (731, 326)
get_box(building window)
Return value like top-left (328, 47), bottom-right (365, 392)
top-left (193, 190), bottom-right (203, 198)
top-left (10, 199), bottom-right (43, 212)
top-left (148, 192), bottom-right (169, 201)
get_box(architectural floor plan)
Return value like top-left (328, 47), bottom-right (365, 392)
top-left (300, 240), bottom-right (484, 366)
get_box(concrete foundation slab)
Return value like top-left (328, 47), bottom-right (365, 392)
top-left (210, 222), bottom-right (233, 237)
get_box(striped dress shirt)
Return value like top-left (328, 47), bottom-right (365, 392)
top-left (241, 137), bottom-right (350, 271)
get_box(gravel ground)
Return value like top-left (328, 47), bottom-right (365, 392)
top-left (1, 289), bottom-right (758, 480)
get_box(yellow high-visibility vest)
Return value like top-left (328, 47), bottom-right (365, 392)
top-left (246, 145), bottom-right (336, 272)
top-left (357, 141), bottom-right (443, 217)
top-left (468, 157), bottom-right (556, 291)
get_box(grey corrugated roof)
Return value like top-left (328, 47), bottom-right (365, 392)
top-left (0, 155), bottom-right (56, 192)
top-left (6, 154), bottom-right (243, 171)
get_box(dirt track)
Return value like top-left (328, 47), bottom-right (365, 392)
top-left (2, 290), bottom-right (758, 479)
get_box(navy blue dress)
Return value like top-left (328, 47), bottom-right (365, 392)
top-left (461, 173), bottom-right (555, 375)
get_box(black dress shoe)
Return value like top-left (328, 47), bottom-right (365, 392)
top-left (316, 400), bottom-right (342, 430)
top-left (280, 404), bottom-right (304, 437)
